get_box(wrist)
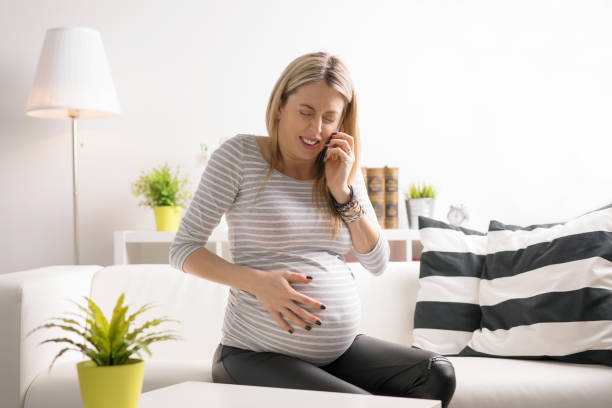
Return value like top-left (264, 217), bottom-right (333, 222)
top-left (242, 267), bottom-right (265, 295)
top-left (331, 185), bottom-right (351, 205)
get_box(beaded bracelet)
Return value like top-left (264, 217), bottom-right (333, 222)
top-left (331, 185), bottom-right (366, 224)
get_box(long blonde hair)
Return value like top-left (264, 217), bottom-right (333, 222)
top-left (256, 51), bottom-right (361, 241)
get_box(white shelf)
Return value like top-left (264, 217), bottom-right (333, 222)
top-left (114, 227), bottom-right (421, 265)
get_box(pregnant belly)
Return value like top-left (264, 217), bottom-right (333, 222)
top-left (224, 275), bottom-right (362, 365)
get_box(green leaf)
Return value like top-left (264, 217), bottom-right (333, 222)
top-left (126, 317), bottom-right (180, 341)
top-left (125, 302), bottom-right (156, 325)
top-left (47, 347), bottom-right (80, 374)
top-left (108, 294), bottom-right (129, 350)
top-left (85, 296), bottom-right (109, 335)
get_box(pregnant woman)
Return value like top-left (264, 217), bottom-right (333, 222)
top-left (169, 51), bottom-right (456, 407)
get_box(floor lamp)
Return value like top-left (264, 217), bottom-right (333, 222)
top-left (26, 27), bottom-right (120, 265)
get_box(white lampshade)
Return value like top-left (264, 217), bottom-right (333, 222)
top-left (26, 27), bottom-right (120, 119)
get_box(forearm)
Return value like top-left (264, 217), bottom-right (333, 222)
top-left (330, 185), bottom-right (380, 254)
top-left (182, 247), bottom-right (263, 294)
top-left (346, 215), bottom-right (380, 254)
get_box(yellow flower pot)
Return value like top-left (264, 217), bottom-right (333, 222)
top-left (76, 359), bottom-right (145, 408)
top-left (153, 206), bottom-right (183, 231)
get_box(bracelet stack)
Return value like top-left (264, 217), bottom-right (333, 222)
top-left (331, 185), bottom-right (366, 224)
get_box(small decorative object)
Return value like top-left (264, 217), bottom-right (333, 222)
top-left (196, 137), bottom-right (229, 168)
top-left (25, 293), bottom-right (182, 408)
top-left (195, 143), bottom-right (210, 168)
top-left (447, 204), bottom-right (469, 226)
top-left (404, 183), bottom-right (436, 229)
top-left (131, 163), bottom-right (193, 231)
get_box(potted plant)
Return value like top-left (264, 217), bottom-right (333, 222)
top-left (405, 183), bottom-right (436, 229)
top-left (25, 292), bottom-right (181, 408)
top-left (131, 162), bottom-right (193, 231)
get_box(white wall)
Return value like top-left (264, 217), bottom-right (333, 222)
top-left (1, 0), bottom-right (610, 274)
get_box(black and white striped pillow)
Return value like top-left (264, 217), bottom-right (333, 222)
top-left (461, 204), bottom-right (612, 366)
top-left (412, 216), bottom-right (487, 355)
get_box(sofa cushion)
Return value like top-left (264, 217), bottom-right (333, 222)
top-left (24, 359), bottom-right (213, 408)
top-left (412, 216), bottom-right (486, 355)
top-left (446, 356), bottom-right (612, 408)
top-left (462, 203), bottom-right (612, 366)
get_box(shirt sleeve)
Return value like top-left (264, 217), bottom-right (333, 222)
top-left (348, 166), bottom-right (390, 276)
top-left (169, 134), bottom-right (244, 272)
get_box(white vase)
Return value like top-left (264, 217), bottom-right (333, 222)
top-left (406, 198), bottom-right (435, 229)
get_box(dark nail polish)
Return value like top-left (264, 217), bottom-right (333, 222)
top-left (325, 138), bottom-right (331, 145)
top-left (288, 329), bottom-right (293, 334)
top-left (331, 132), bottom-right (338, 136)
top-left (320, 305), bottom-right (326, 310)
top-left (305, 325), bottom-right (312, 331)
top-left (306, 275), bottom-right (313, 280)
top-left (315, 320), bottom-right (321, 326)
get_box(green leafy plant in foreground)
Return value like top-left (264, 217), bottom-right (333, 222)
top-left (25, 293), bottom-right (182, 373)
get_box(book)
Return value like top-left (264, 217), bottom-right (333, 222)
top-left (366, 167), bottom-right (385, 228)
top-left (384, 166), bottom-right (399, 229)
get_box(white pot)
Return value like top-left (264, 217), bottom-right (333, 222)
top-left (406, 198), bottom-right (435, 229)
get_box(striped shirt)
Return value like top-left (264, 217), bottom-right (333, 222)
top-left (169, 133), bottom-right (389, 366)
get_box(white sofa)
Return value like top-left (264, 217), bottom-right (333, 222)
top-left (1, 262), bottom-right (611, 408)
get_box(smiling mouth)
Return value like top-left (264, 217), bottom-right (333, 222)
top-left (299, 136), bottom-right (321, 146)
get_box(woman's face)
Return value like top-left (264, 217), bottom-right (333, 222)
top-left (277, 80), bottom-right (345, 163)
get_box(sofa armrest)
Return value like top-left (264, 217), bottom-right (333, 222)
top-left (0, 265), bottom-right (103, 408)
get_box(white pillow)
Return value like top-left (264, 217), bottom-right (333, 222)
top-left (412, 216), bottom-right (487, 355)
top-left (462, 204), bottom-right (612, 366)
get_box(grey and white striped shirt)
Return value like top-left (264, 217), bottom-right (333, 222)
top-left (169, 133), bottom-right (389, 366)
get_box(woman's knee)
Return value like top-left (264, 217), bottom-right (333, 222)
top-left (417, 356), bottom-right (456, 408)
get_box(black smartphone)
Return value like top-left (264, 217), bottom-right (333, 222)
top-left (318, 111), bottom-right (345, 165)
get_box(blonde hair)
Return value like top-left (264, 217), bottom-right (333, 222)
top-left (256, 51), bottom-right (360, 241)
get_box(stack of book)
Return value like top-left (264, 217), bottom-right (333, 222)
top-left (361, 166), bottom-right (399, 229)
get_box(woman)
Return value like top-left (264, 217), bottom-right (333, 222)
top-left (169, 51), bottom-right (456, 407)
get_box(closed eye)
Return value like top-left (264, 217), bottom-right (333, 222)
top-left (300, 111), bottom-right (335, 123)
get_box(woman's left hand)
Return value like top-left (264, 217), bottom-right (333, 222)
top-left (324, 128), bottom-right (354, 203)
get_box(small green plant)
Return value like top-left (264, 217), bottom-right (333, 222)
top-left (131, 162), bottom-right (193, 208)
top-left (406, 183), bottom-right (436, 199)
top-left (25, 293), bottom-right (182, 373)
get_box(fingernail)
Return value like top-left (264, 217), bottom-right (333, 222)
top-left (315, 320), bottom-right (321, 326)
top-left (331, 132), bottom-right (338, 136)
top-left (288, 329), bottom-right (293, 334)
top-left (305, 325), bottom-right (312, 331)
top-left (325, 138), bottom-right (331, 145)
top-left (306, 275), bottom-right (313, 280)
top-left (320, 305), bottom-right (326, 310)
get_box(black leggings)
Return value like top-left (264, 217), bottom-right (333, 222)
top-left (212, 333), bottom-right (456, 408)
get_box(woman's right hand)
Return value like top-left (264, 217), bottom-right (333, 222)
top-left (249, 269), bottom-right (326, 333)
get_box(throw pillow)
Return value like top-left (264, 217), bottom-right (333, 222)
top-left (412, 216), bottom-right (487, 355)
top-left (461, 204), bottom-right (612, 366)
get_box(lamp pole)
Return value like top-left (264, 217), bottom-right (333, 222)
top-left (26, 27), bottom-right (120, 266)
top-left (71, 113), bottom-right (80, 264)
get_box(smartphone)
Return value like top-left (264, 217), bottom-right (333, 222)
top-left (319, 111), bottom-right (345, 165)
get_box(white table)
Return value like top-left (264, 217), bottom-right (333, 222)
top-left (114, 227), bottom-right (421, 265)
top-left (139, 381), bottom-right (441, 408)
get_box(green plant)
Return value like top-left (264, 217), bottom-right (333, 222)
top-left (131, 162), bottom-right (193, 208)
top-left (406, 183), bottom-right (436, 199)
top-left (25, 293), bottom-right (182, 373)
